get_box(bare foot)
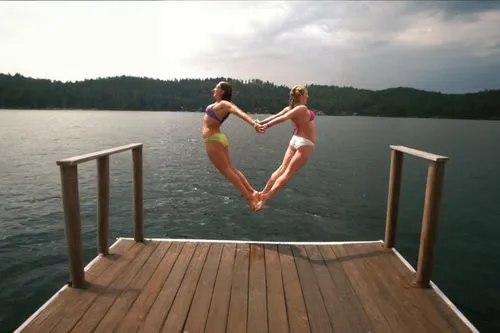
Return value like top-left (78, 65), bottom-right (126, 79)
top-left (246, 191), bottom-right (260, 212)
top-left (254, 193), bottom-right (269, 211)
top-left (246, 198), bottom-right (256, 211)
top-left (251, 191), bottom-right (260, 211)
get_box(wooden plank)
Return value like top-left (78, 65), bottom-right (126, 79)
top-left (316, 244), bottom-right (372, 333)
top-left (137, 242), bottom-right (197, 332)
top-left (292, 245), bottom-right (333, 333)
top-left (21, 239), bottom-right (135, 332)
top-left (278, 245), bottom-right (311, 333)
top-left (366, 243), bottom-right (471, 332)
top-left (56, 143), bottom-right (143, 166)
top-left (421, 295), bottom-right (473, 333)
top-left (26, 241), bottom-right (143, 333)
top-left (306, 245), bottom-right (371, 333)
top-left (92, 241), bottom-right (172, 332)
top-left (55, 241), bottom-right (160, 332)
top-left (204, 243), bottom-right (237, 333)
top-left (160, 243), bottom-right (211, 333)
top-left (341, 243), bottom-right (427, 333)
top-left (264, 244), bottom-right (288, 333)
top-left (330, 244), bottom-right (394, 333)
top-left (17, 240), bottom-right (475, 333)
top-left (248, 244), bottom-right (268, 333)
top-left (226, 243), bottom-right (250, 333)
top-left (362, 244), bottom-right (440, 329)
top-left (115, 241), bottom-right (185, 332)
top-left (390, 145), bottom-right (448, 162)
top-left (182, 243), bottom-right (224, 333)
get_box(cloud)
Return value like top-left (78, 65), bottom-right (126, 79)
top-left (186, 1), bottom-right (500, 93)
top-left (407, 1), bottom-right (500, 20)
top-left (0, 1), bottom-right (498, 93)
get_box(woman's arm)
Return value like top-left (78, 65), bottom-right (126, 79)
top-left (264, 105), bottom-right (307, 129)
top-left (257, 107), bottom-right (289, 125)
top-left (223, 101), bottom-right (259, 129)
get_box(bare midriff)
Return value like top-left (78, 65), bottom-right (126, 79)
top-left (202, 116), bottom-right (222, 140)
top-left (292, 110), bottom-right (316, 142)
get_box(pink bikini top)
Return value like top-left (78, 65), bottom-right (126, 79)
top-left (292, 107), bottom-right (315, 132)
top-left (308, 109), bottom-right (315, 121)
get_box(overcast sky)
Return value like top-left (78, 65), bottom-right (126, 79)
top-left (1, 1), bottom-right (499, 93)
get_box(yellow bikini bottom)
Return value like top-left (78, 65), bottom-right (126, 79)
top-left (205, 132), bottom-right (229, 148)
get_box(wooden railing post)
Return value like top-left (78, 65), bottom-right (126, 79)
top-left (414, 161), bottom-right (447, 288)
top-left (385, 145), bottom-right (449, 288)
top-left (57, 143), bottom-right (143, 288)
top-left (132, 146), bottom-right (144, 242)
top-left (384, 150), bottom-right (404, 248)
top-left (97, 156), bottom-right (110, 255)
top-left (59, 165), bottom-right (85, 288)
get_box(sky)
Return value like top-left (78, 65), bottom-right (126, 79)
top-left (0, 1), bottom-right (499, 93)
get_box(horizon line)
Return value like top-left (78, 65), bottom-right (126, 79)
top-left (1, 72), bottom-right (498, 95)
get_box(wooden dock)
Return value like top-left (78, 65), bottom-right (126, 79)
top-left (14, 144), bottom-right (480, 332)
top-left (16, 238), bottom-right (477, 333)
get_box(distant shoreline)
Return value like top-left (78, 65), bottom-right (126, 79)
top-left (2, 108), bottom-right (499, 121)
top-left (1, 73), bottom-right (498, 120)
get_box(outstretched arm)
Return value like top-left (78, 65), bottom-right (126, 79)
top-left (223, 101), bottom-right (260, 130)
top-left (257, 107), bottom-right (289, 125)
top-left (263, 105), bottom-right (307, 129)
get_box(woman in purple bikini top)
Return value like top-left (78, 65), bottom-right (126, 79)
top-left (205, 104), bottom-right (229, 124)
top-left (201, 81), bottom-right (265, 211)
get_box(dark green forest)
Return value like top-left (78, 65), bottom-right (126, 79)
top-left (1, 73), bottom-right (499, 119)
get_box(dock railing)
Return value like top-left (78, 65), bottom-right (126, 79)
top-left (384, 145), bottom-right (449, 288)
top-left (56, 142), bottom-right (446, 289)
top-left (56, 143), bottom-right (144, 288)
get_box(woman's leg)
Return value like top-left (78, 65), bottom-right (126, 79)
top-left (261, 146), bottom-right (296, 194)
top-left (223, 148), bottom-right (260, 204)
top-left (224, 150), bottom-right (256, 196)
top-left (206, 142), bottom-right (258, 210)
top-left (255, 146), bottom-right (313, 210)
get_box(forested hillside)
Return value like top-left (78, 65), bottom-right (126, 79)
top-left (1, 73), bottom-right (498, 119)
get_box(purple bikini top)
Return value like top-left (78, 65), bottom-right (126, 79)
top-left (205, 104), bottom-right (229, 123)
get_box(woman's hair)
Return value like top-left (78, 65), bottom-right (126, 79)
top-left (289, 85), bottom-right (307, 109)
top-left (217, 81), bottom-right (232, 102)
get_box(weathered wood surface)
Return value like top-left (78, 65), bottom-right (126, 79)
top-left (390, 145), bottom-right (449, 162)
top-left (16, 239), bottom-right (475, 333)
top-left (56, 143), bottom-right (143, 166)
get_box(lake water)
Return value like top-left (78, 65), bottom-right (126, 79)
top-left (0, 110), bottom-right (498, 332)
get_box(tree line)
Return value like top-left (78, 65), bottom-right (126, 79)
top-left (0, 73), bottom-right (499, 119)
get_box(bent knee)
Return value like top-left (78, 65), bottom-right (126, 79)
top-left (223, 165), bottom-right (241, 178)
top-left (281, 166), bottom-right (301, 181)
top-left (218, 166), bottom-right (233, 177)
top-left (281, 171), bottom-right (294, 181)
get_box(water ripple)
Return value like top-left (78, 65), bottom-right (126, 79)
top-left (0, 111), bottom-right (499, 332)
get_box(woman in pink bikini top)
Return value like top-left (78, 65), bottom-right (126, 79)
top-left (291, 106), bottom-right (315, 135)
top-left (254, 85), bottom-right (317, 211)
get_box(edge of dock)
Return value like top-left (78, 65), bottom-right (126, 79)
top-left (15, 237), bottom-right (480, 333)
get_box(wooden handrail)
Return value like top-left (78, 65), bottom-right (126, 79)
top-left (56, 143), bottom-right (142, 166)
top-left (57, 143), bottom-right (144, 288)
top-left (384, 145), bottom-right (449, 288)
top-left (390, 145), bottom-right (448, 162)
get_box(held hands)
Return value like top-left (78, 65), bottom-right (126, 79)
top-left (253, 119), bottom-right (266, 134)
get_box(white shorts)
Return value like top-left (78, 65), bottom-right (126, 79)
top-left (289, 135), bottom-right (315, 150)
